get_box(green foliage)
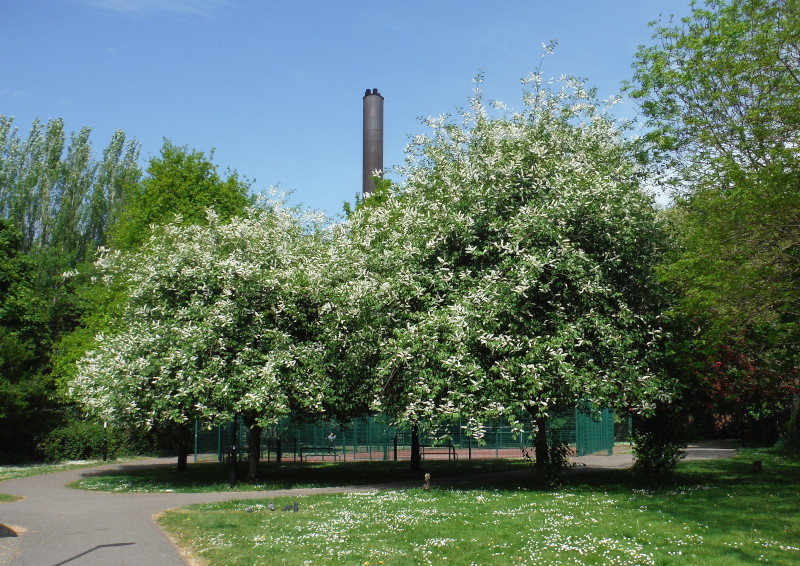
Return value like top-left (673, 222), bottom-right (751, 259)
top-left (628, 0), bottom-right (800, 430)
top-left (0, 219), bottom-right (59, 460)
top-left (0, 116), bottom-right (141, 274)
top-left (342, 176), bottom-right (394, 217)
top-left (0, 117), bottom-right (140, 462)
top-left (35, 420), bottom-right (109, 462)
top-left (49, 268), bottom-right (130, 395)
top-left (774, 405), bottom-right (800, 453)
top-left (630, 428), bottom-right (687, 481)
top-left (34, 419), bottom-right (154, 462)
top-left (110, 140), bottom-right (252, 250)
top-left (628, 0), bottom-right (799, 188)
top-left (71, 201), bottom-right (333, 436)
top-left (338, 71), bottom-right (675, 446)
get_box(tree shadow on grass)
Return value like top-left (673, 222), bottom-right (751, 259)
top-left (566, 453), bottom-right (800, 564)
top-left (69, 458), bottom-right (534, 492)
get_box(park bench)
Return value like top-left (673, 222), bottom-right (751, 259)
top-left (299, 445), bottom-right (339, 462)
top-left (421, 443), bottom-right (458, 460)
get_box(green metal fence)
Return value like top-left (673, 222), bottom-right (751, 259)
top-left (196, 407), bottom-right (617, 462)
top-left (574, 407), bottom-right (615, 456)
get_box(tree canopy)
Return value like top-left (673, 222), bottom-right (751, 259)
top-left (336, 73), bottom-right (675, 469)
top-left (110, 139), bottom-right (253, 250)
top-left (0, 118), bottom-right (141, 460)
top-left (0, 219), bottom-right (53, 459)
top-left (0, 116), bottom-right (141, 273)
top-left (628, 0), bottom-right (799, 435)
top-left (70, 199), bottom-right (333, 471)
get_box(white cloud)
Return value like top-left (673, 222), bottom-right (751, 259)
top-left (78, 0), bottom-right (226, 18)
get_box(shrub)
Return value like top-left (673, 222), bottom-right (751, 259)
top-left (775, 406), bottom-right (799, 454)
top-left (630, 429), bottom-right (686, 481)
top-left (35, 421), bottom-right (149, 462)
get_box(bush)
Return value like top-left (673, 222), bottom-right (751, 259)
top-left (37, 421), bottom-right (104, 461)
top-left (631, 429), bottom-right (686, 481)
top-left (35, 421), bottom-right (152, 462)
top-left (775, 406), bottom-right (799, 454)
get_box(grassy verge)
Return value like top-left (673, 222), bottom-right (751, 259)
top-left (0, 493), bottom-right (23, 503)
top-left (70, 458), bottom-right (530, 493)
top-left (156, 450), bottom-right (800, 566)
top-left (1, 459), bottom-right (117, 502)
top-left (0, 460), bottom-right (110, 483)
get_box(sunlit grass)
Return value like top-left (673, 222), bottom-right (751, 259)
top-left (0, 459), bottom-right (113, 482)
top-left (70, 458), bottom-right (530, 493)
top-left (157, 451), bottom-right (800, 566)
top-left (1, 459), bottom-right (117, 502)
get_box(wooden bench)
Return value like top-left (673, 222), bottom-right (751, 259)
top-left (299, 446), bottom-right (339, 462)
top-left (421, 444), bottom-right (458, 460)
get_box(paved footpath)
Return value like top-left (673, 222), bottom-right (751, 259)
top-left (0, 441), bottom-right (736, 566)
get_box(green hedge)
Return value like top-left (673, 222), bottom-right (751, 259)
top-left (36, 421), bottom-right (153, 462)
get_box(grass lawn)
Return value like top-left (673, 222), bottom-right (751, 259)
top-left (70, 458), bottom-right (531, 493)
top-left (156, 450), bottom-right (800, 566)
top-left (0, 459), bottom-right (113, 482)
top-left (0, 459), bottom-right (119, 501)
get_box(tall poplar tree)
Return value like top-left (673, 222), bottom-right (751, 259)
top-left (0, 117), bottom-right (140, 461)
top-left (0, 116), bottom-right (141, 273)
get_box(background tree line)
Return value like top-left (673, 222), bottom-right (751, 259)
top-left (0, 118), bottom-right (252, 461)
top-left (627, 0), bottom-right (798, 444)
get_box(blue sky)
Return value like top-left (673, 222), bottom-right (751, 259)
top-left (3, 0), bottom-right (692, 216)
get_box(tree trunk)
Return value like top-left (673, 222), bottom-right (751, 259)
top-left (533, 414), bottom-right (549, 477)
top-left (176, 424), bottom-right (191, 473)
top-left (246, 422), bottom-right (262, 483)
top-left (410, 423), bottom-right (421, 472)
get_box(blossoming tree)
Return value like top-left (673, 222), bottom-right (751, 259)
top-left (71, 199), bottom-right (332, 477)
top-left (343, 73), bottom-right (676, 472)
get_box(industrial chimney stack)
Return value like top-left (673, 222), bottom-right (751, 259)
top-left (362, 88), bottom-right (384, 196)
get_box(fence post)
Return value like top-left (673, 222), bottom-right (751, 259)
top-left (228, 415), bottom-right (238, 488)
